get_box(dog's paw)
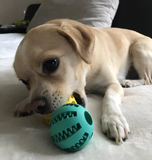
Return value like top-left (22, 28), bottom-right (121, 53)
top-left (14, 98), bottom-right (34, 117)
top-left (120, 80), bottom-right (133, 88)
top-left (101, 114), bottom-right (130, 144)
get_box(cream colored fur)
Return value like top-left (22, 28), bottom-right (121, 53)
top-left (14, 19), bottom-right (152, 144)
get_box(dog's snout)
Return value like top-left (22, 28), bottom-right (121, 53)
top-left (30, 97), bottom-right (46, 114)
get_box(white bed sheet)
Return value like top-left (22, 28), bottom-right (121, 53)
top-left (0, 33), bottom-right (152, 160)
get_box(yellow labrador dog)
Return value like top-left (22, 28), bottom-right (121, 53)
top-left (13, 19), bottom-right (152, 144)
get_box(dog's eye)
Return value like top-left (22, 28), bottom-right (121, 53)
top-left (43, 58), bottom-right (60, 73)
top-left (20, 79), bottom-right (29, 85)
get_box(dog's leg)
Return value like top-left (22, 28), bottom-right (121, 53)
top-left (129, 38), bottom-right (152, 85)
top-left (120, 38), bottom-right (152, 88)
top-left (101, 82), bottom-right (130, 144)
top-left (120, 79), bottom-right (145, 88)
top-left (14, 97), bottom-right (34, 117)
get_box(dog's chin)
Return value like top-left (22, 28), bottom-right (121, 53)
top-left (73, 92), bottom-right (86, 107)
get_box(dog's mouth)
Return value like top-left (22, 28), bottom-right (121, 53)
top-left (40, 92), bottom-right (86, 115)
top-left (73, 92), bottom-right (85, 107)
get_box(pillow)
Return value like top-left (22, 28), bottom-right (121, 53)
top-left (27, 0), bottom-right (119, 32)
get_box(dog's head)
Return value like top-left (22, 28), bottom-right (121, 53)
top-left (13, 19), bottom-right (95, 114)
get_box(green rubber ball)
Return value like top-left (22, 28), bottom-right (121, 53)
top-left (49, 103), bottom-right (94, 152)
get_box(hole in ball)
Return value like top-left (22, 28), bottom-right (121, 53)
top-left (84, 111), bottom-right (92, 125)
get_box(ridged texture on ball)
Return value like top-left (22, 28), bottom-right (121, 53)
top-left (49, 103), bottom-right (94, 152)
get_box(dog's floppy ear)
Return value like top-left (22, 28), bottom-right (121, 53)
top-left (57, 23), bottom-right (95, 64)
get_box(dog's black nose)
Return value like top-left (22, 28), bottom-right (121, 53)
top-left (30, 97), bottom-right (46, 114)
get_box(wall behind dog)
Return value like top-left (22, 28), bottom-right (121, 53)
top-left (0, 0), bottom-right (43, 25)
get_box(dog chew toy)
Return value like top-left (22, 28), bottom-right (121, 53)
top-left (43, 95), bottom-right (77, 124)
top-left (49, 103), bottom-right (94, 152)
top-left (43, 95), bottom-right (94, 152)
